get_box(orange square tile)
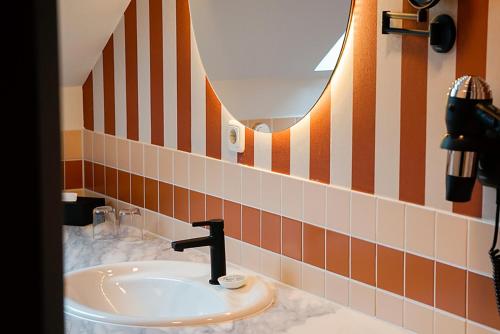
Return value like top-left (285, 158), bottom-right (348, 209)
top-left (435, 262), bottom-right (466, 317)
top-left (117, 171), bottom-right (130, 203)
top-left (206, 195), bottom-right (222, 220)
top-left (61, 161), bottom-right (65, 188)
top-left (131, 174), bottom-right (144, 207)
top-left (242, 206), bottom-right (260, 246)
top-left (351, 238), bottom-right (376, 286)
top-left (405, 253), bottom-right (434, 306)
top-left (84, 161), bottom-right (93, 190)
top-left (377, 245), bottom-right (404, 295)
top-left (174, 186), bottom-right (189, 222)
top-left (63, 130), bottom-right (82, 160)
top-left (190, 191), bottom-right (205, 223)
top-left (144, 178), bottom-right (158, 212)
top-left (93, 163), bottom-right (105, 194)
top-left (159, 182), bottom-right (173, 217)
top-left (261, 211), bottom-right (281, 254)
top-left (223, 200), bottom-right (241, 239)
top-left (326, 230), bottom-right (349, 277)
top-left (105, 167), bottom-right (117, 198)
top-left (467, 271), bottom-right (500, 330)
top-left (282, 217), bottom-right (302, 261)
top-left (303, 223), bottom-right (325, 268)
top-left (65, 160), bottom-right (83, 189)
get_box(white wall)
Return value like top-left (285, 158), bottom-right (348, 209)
top-left (60, 86), bottom-right (83, 130)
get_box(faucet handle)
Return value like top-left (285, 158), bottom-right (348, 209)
top-left (192, 219), bottom-right (224, 231)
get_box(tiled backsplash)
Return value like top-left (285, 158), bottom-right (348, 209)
top-left (77, 128), bottom-right (499, 333)
top-left (62, 130), bottom-right (83, 189)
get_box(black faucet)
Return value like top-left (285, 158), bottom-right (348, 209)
top-left (171, 219), bottom-right (226, 285)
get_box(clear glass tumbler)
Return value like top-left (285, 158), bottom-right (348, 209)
top-left (118, 208), bottom-right (143, 241)
top-left (92, 206), bottom-right (117, 240)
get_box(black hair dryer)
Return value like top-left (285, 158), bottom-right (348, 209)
top-left (440, 75), bottom-right (500, 314)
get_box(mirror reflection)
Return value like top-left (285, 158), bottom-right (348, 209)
top-left (190, 0), bottom-right (351, 132)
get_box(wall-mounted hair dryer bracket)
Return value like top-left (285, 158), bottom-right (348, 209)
top-left (382, 10), bottom-right (456, 53)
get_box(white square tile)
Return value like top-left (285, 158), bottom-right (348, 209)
top-left (189, 155), bottom-right (205, 193)
top-left (326, 186), bottom-right (350, 234)
top-left (466, 321), bottom-right (498, 334)
top-left (143, 145), bottom-right (158, 179)
top-left (351, 192), bottom-right (376, 241)
top-left (83, 130), bottom-right (93, 161)
top-left (436, 213), bottom-right (467, 267)
top-left (349, 281), bottom-right (375, 316)
top-left (376, 198), bottom-right (405, 249)
top-left (281, 256), bottom-right (301, 288)
top-left (130, 141), bottom-right (143, 175)
top-left (375, 290), bottom-right (403, 326)
top-left (403, 300), bottom-right (434, 334)
top-left (93, 132), bottom-right (105, 164)
top-left (468, 220), bottom-right (496, 274)
top-left (242, 167), bottom-right (261, 208)
top-left (158, 215), bottom-right (175, 240)
top-left (434, 311), bottom-right (465, 334)
top-left (206, 158), bottom-right (223, 197)
top-left (174, 219), bottom-right (191, 240)
top-left (173, 151), bottom-right (189, 188)
top-left (261, 172), bottom-right (281, 215)
top-left (116, 138), bottom-right (130, 171)
top-left (260, 250), bottom-right (280, 281)
top-left (406, 205), bottom-right (435, 258)
top-left (325, 272), bottom-right (349, 306)
top-left (282, 176), bottom-right (303, 220)
top-left (105, 136), bottom-right (117, 167)
top-left (241, 243), bottom-right (260, 272)
top-left (158, 148), bottom-right (173, 183)
top-left (144, 211), bottom-right (159, 234)
top-left (225, 236), bottom-right (241, 265)
top-left (303, 182), bottom-right (326, 226)
top-left (223, 162), bottom-right (241, 202)
top-left (302, 264), bottom-right (325, 297)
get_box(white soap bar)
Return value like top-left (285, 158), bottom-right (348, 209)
top-left (218, 274), bottom-right (247, 289)
top-left (62, 192), bottom-right (78, 202)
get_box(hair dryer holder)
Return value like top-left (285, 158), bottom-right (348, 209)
top-left (382, 9), bottom-right (456, 53)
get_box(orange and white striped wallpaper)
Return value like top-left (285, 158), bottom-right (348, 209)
top-left (77, 0), bottom-right (500, 332)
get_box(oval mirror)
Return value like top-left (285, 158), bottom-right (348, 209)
top-left (189, 0), bottom-right (352, 132)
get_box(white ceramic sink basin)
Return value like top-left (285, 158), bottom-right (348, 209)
top-left (64, 260), bottom-right (274, 327)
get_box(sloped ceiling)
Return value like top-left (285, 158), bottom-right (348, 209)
top-left (58, 0), bottom-right (130, 86)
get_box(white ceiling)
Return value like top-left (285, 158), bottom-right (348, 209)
top-left (58, 0), bottom-right (130, 86)
top-left (189, 0), bottom-right (350, 81)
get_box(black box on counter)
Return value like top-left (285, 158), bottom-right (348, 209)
top-left (63, 196), bottom-right (105, 226)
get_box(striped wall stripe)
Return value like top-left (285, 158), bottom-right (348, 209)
top-left (113, 18), bottom-right (127, 138)
top-left (399, 2), bottom-right (428, 205)
top-left (352, 0), bottom-right (377, 194)
top-left (453, 0), bottom-right (489, 218)
top-left (150, 0), bottom-right (164, 146)
top-left (92, 55), bottom-right (104, 133)
top-left (82, 73), bottom-right (94, 130)
top-left (254, 131), bottom-right (272, 170)
top-left (290, 114), bottom-right (310, 179)
top-left (309, 83), bottom-right (331, 184)
top-left (191, 21), bottom-right (206, 155)
top-left (137, 0), bottom-right (152, 144)
top-left (125, 0), bottom-right (139, 141)
top-left (82, 0), bottom-right (498, 224)
top-left (176, 0), bottom-right (191, 152)
top-left (424, 0), bottom-right (456, 212)
top-left (374, 0), bottom-right (401, 199)
top-left (272, 129), bottom-right (290, 175)
top-left (237, 128), bottom-right (254, 167)
top-left (205, 78), bottom-right (221, 159)
top-left (330, 34), bottom-right (353, 189)
top-left (103, 37), bottom-right (115, 136)
top-left (163, 0), bottom-right (177, 149)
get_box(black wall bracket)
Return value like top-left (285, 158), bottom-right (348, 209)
top-left (382, 11), bottom-right (456, 53)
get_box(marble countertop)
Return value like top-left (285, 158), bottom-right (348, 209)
top-left (63, 226), bottom-right (410, 334)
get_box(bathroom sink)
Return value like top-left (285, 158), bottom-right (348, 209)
top-left (64, 260), bottom-right (274, 327)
